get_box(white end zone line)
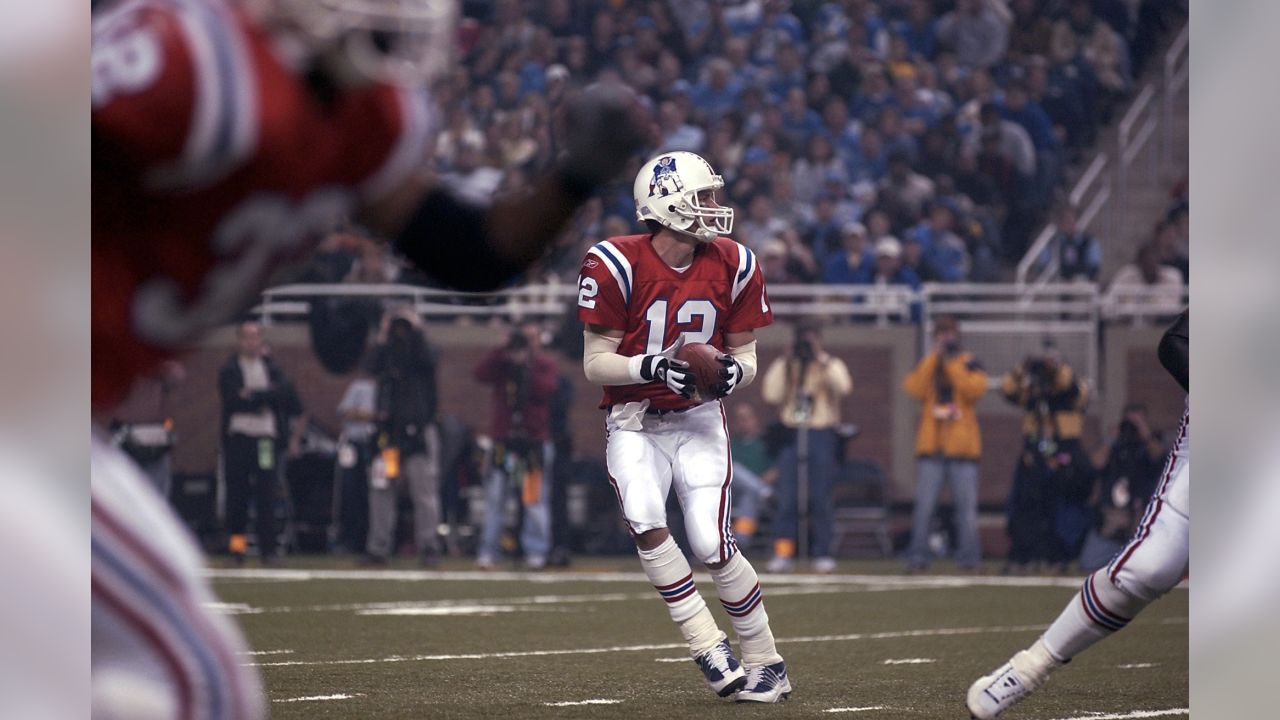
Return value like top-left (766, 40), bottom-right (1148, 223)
top-left (272, 693), bottom-right (364, 703)
top-left (239, 649), bottom-right (294, 656)
top-left (824, 707), bottom-right (889, 713)
top-left (544, 699), bottom-right (622, 707)
top-left (881, 658), bottom-right (936, 665)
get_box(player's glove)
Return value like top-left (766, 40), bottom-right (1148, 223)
top-left (639, 355), bottom-right (694, 399)
top-left (711, 355), bottom-right (744, 398)
top-left (558, 81), bottom-right (646, 193)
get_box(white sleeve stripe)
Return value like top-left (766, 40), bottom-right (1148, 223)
top-left (594, 240), bottom-right (633, 304)
top-left (361, 88), bottom-right (433, 201)
top-left (731, 243), bottom-right (755, 303)
top-left (587, 246), bottom-right (629, 305)
top-left (143, 0), bottom-right (258, 192)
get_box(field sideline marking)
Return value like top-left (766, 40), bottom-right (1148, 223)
top-left (209, 567), bottom-right (1148, 591)
top-left (246, 623), bottom-right (1054, 667)
top-left (272, 693), bottom-right (363, 703)
top-left (211, 584), bottom-right (930, 616)
top-left (1049, 710), bottom-right (1187, 720)
top-left (544, 699), bottom-right (621, 707)
top-left (824, 707), bottom-right (889, 713)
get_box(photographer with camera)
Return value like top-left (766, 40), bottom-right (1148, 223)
top-left (364, 309), bottom-right (442, 566)
top-left (903, 316), bottom-right (989, 573)
top-left (474, 320), bottom-right (561, 570)
top-left (999, 341), bottom-right (1093, 574)
top-left (1077, 403), bottom-right (1165, 572)
top-left (761, 320), bottom-right (854, 573)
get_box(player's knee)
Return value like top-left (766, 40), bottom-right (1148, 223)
top-left (634, 527), bottom-right (670, 552)
top-left (687, 532), bottom-right (725, 567)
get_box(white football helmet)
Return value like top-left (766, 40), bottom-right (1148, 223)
top-left (265, 0), bottom-right (459, 87)
top-left (633, 151), bottom-right (734, 242)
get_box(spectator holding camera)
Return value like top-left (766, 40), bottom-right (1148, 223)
top-left (761, 321), bottom-right (854, 573)
top-left (218, 321), bottom-right (305, 565)
top-left (364, 309), bottom-right (442, 566)
top-left (903, 316), bottom-right (988, 573)
top-left (1077, 403), bottom-right (1165, 572)
top-left (999, 342), bottom-right (1093, 574)
top-left (474, 320), bottom-right (560, 570)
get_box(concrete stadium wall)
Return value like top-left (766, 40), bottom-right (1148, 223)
top-left (112, 320), bottom-right (1183, 555)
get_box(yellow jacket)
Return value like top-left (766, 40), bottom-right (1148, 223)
top-left (902, 351), bottom-right (988, 459)
top-left (999, 364), bottom-right (1088, 441)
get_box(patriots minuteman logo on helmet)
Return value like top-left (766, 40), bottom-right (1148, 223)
top-left (649, 156), bottom-right (682, 198)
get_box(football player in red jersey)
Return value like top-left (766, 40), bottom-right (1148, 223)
top-left (577, 151), bottom-right (790, 703)
top-left (91, 2), bottom-right (643, 717)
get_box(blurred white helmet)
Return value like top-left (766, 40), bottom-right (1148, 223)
top-left (633, 151), bottom-right (733, 242)
top-left (267, 0), bottom-right (459, 87)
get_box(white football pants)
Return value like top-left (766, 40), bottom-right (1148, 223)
top-left (605, 400), bottom-right (737, 565)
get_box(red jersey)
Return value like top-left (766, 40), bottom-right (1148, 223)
top-left (92, 0), bottom-right (432, 407)
top-left (577, 234), bottom-right (773, 411)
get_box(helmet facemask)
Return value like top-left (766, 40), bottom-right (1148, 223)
top-left (672, 186), bottom-right (733, 242)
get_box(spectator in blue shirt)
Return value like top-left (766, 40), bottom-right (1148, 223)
top-left (911, 202), bottom-right (972, 282)
top-left (780, 86), bottom-right (824, 149)
top-left (847, 126), bottom-right (889, 183)
top-left (692, 57), bottom-right (743, 122)
top-left (895, 0), bottom-right (940, 60)
top-left (1038, 204), bottom-right (1102, 282)
top-left (858, 236), bottom-right (922, 289)
top-left (804, 193), bottom-right (846, 261)
top-left (823, 222), bottom-right (874, 284)
top-left (852, 63), bottom-right (896, 123)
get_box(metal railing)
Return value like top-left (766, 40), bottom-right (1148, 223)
top-left (1162, 25), bottom-right (1190, 167)
top-left (1116, 82), bottom-right (1160, 211)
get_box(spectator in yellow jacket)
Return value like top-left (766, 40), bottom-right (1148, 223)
top-left (903, 316), bottom-right (989, 572)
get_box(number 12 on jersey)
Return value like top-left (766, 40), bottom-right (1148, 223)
top-left (644, 299), bottom-right (716, 353)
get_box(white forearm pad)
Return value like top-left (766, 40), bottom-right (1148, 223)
top-left (583, 330), bottom-right (646, 385)
top-left (727, 340), bottom-right (758, 388)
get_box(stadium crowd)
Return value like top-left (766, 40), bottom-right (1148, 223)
top-left (409, 0), bottom-right (1178, 288)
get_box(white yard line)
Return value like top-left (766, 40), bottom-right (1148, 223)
top-left (1116, 663), bottom-right (1159, 669)
top-left (272, 694), bottom-right (363, 703)
top-left (824, 707), bottom-right (889, 713)
top-left (1049, 710), bottom-right (1187, 720)
top-left (543, 699), bottom-right (622, 707)
top-left (653, 657), bottom-right (689, 663)
top-left (247, 623), bottom-right (1054, 668)
top-left (881, 658), bottom-right (936, 665)
top-left (208, 567), bottom-right (1142, 590)
top-left (239, 649), bottom-right (294, 656)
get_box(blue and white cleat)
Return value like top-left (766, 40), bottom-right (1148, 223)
top-left (736, 660), bottom-right (791, 703)
top-left (693, 638), bottom-right (747, 697)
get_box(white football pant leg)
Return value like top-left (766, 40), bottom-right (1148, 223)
top-left (670, 402), bottom-right (735, 565)
top-left (605, 415), bottom-right (674, 535)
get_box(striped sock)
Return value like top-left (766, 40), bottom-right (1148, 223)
top-left (1042, 569), bottom-right (1148, 660)
top-left (638, 536), bottom-right (723, 655)
top-left (708, 551), bottom-right (782, 667)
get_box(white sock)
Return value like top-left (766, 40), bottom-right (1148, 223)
top-left (1042, 569), bottom-right (1148, 661)
top-left (638, 536), bottom-right (723, 656)
top-left (707, 551), bottom-right (782, 667)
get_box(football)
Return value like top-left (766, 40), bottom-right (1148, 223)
top-left (675, 342), bottom-right (725, 399)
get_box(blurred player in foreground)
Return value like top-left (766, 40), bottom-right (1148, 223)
top-left (91, 0), bottom-right (644, 716)
top-left (577, 151), bottom-right (789, 702)
top-left (966, 308), bottom-right (1189, 719)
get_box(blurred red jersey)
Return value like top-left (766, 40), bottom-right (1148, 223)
top-left (576, 234), bottom-right (772, 411)
top-left (92, 0), bottom-right (432, 407)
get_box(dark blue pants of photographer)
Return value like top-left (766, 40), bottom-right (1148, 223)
top-left (907, 455), bottom-right (981, 569)
top-left (773, 428), bottom-right (837, 559)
